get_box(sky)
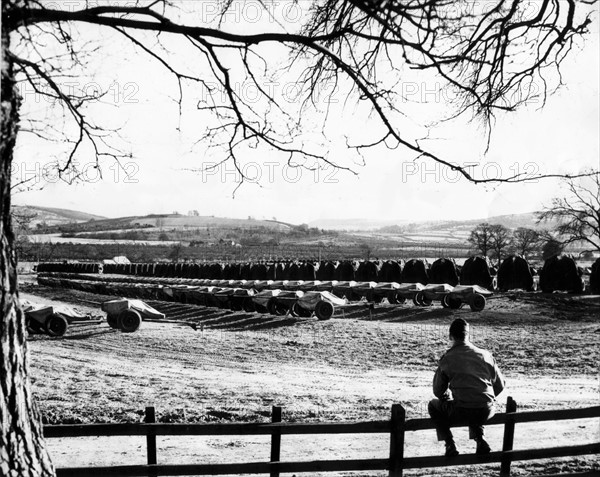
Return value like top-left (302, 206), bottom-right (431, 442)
top-left (11, 1), bottom-right (600, 225)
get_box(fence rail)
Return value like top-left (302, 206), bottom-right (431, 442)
top-left (44, 399), bottom-right (600, 477)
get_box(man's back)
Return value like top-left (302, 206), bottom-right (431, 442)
top-left (429, 319), bottom-right (505, 456)
top-left (434, 342), bottom-right (504, 408)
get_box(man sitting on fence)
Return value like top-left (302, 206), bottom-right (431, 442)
top-left (428, 318), bottom-right (505, 457)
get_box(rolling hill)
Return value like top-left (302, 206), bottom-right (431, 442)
top-left (309, 212), bottom-right (551, 232)
top-left (12, 205), bottom-right (106, 227)
top-left (15, 204), bottom-right (553, 237)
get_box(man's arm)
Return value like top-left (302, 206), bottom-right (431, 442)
top-left (433, 365), bottom-right (449, 399)
top-left (492, 359), bottom-right (505, 396)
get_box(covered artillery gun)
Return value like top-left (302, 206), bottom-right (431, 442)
top-left (101, 299), bottom-right (165, 332)
top-left (409, 284), bottom-right (492, 311)
top-left (292, 291), bottom-right (346, 320)
top-left (251, 289), bottom-right (346, 320)
top-left (23, 300), bottom-right (102, 337)
top-left (353, 282), bottom-right (492, 312)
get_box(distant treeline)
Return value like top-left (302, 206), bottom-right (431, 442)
top-left (17, 240), bottom-right (470, 263)
top-left (57, 224), bottom-right (335, 244)
top-left (43, 220), bottom-right (153, 234)
top-left (61, 230), bottom-right (149, 240)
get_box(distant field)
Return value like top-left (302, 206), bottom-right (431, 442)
top-left (18, 207), bottom-right (588, 263)
top-left (134, 216), bottom-right (289, 229)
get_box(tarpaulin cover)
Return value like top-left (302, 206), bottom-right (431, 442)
top-left (187, 287), bottom-right (218, 301)
top-left (23, 300), bottom-right (87, 323)
top-left (101, 299), bottom-right (165, 319)
top-left (214, 288), bottom-right (236, 297)
top-left (298, 281), bottom-right (318, 287)
top-left (450, 285), bottom-right (493, 296)
top-left (424, 283), bottom-right (455, 293)
top-left (298, 291), bottom-right (346, 310)
top-left (314, 281), bottom-right (338, 290)
top-left (282, 281), bottom-right (304, 289)
top-left (169, 285), bottom-right (201, 299)
top-left (162, 286), bottom-right (182, 298)
top-left (253, 280), bottom-right (274, 291)
top-left (272, 290), bottom-right (304, 305)
top-left (352, 281), bottom-right (378, 292)
top-left (53, 305), bottom-right (88, 320)
top-left (194, 286), bottom-right (220, 295)
top-left (333, 281), bottom-right (358, 290)
top-left (252, 289), bottom-right (281, 306)
top-left (232, 288), bottom-right (254, 297)
top-left (374, 282), bottom-right (402, 290)
top-left (396, 283), bottom-right (426, 291)
top-left (22, 303), bottom-right (54, 321)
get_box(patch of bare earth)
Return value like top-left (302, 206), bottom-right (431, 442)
top-left (22, 283), bottom-right (600, 476)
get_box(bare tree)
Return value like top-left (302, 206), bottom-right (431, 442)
top-left (11, 206), bottom-right (37, 260)
top-left (489, 224), bottom-right (512, 264)
top-left (512, 227), bottom-right (542, 258)
top-left (537, 174), bottom-right (600, 254)
top-left (467, 222), bottom-right (494, 257)
top-left (468, 222), bottom-right (513, 262)
top-left (1, 0), bottom-right (599, 474)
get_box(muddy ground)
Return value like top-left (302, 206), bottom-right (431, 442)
top-left (20, 280), bottom-right (600, 476)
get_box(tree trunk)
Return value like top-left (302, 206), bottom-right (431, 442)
top-left (1, 22), bottom-right (55, 477)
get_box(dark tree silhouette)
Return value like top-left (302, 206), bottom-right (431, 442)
top-left (469, 222), bottom-right (513, 263)
top-left (1, 0), bottom-right (599, 474)
top-left (489, 223), bottom-right (512, 264)
top-left (512, 227), bottom-right (542, 258)
top-left (468, 222), bottom-right (494, 257)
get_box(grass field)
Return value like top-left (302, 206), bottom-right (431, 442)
top-left (23, 283), bottom-right (600, 476)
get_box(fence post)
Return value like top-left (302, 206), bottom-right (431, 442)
top-left (389, 404), bottom-right (406, 477)
top-left (500, 397), bottom-right (517, 477)
top-left (145, 406), bottom-right (157, 477)
top-left (270, 406), bottom-right (282, 477)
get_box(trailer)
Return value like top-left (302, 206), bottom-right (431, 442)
top-left (213, 287), bottom-right (256, 311)
top-left (101, 299), bottom-right (165, 333)
top-left (414, 283), bottom-right (455, 306)
top-left (266, 290), bottom-right (304, 316)
top-left (441, 285), bottom-right (493, 312)
top-left (23, 301), bottom-right (100, 337)
top-left (293, 291), bottom-right (347, 320)
top-left (331, 281), bottom-right (359, 301)
top-left (251, 289), bottom-right (281, 313)
top-left (395, 282), bottom-right (426, 304)
top-left (363, 282), bottom-right (404, 304)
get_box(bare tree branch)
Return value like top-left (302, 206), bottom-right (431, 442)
top-left (4, 0), bottom-right (598, 188)
top-left (537, 173), bottom-right (600, 253)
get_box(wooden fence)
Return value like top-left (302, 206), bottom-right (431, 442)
top-left (43, 398), bottom-right (600, 477)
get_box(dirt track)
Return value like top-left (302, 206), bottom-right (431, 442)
top-left (21, 282), bottom-right (600, 476)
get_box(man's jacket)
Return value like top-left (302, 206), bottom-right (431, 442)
top-left (433, 341), bottom-right (505, 408)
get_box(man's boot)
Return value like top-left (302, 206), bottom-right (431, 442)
top-left (445, 439), bottom-right (459, 457)
top-left (475, 437), bottom-right (491, 455)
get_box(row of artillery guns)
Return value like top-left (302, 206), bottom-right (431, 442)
top-left (37, 254), bottom-right (600, 294)
top-left (23, 298), bottom-right (163, 337)
top-left (29, 255), bottom-right (599, 336)
top-left (38, 271), bottom-right (494, 319)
